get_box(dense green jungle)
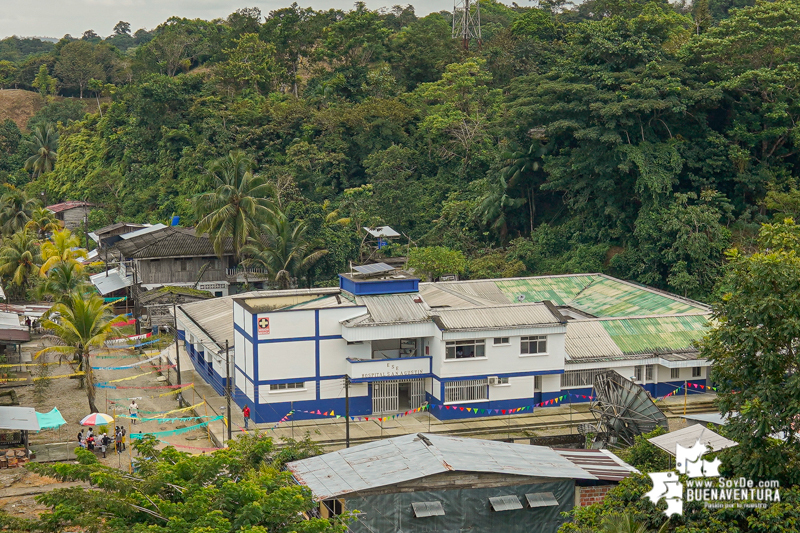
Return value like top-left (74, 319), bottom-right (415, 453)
top-left (1, 0), bottom-right (798, 298)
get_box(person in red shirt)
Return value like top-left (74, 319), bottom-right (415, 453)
top-left (242, 405), bottom-right (251, 430)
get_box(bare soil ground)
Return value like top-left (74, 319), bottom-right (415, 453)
top-left (13, 337), bottom-right (220, 467)
top-left (0, 89), bottom-right (44, 130)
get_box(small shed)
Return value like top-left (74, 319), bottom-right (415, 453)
top-left (287, 433), bottom-right (635, 533)
top-left (46, 201), bottom-right (93, 231)
top-left (648, 424), bottom-right (737, 456)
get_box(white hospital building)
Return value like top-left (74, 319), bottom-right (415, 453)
top-left (175, 269), bottom-right (711, 423)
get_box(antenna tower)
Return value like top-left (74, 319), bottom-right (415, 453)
top-left (452, 0), bottom-right (481, 50)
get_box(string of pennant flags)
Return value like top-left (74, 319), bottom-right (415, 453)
top-left (129, 416), bottom-right (224, 439)
top-left (656, 382), bottom-right (717, 400)
top-left (118, 414), bottom-right (218, 424)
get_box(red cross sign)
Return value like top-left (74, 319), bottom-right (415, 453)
top-left (258, 317), bottom-right (270, 335)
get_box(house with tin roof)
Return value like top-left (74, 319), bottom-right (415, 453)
top-left (286, 433), bottom-right (637, 533)
top-left (46, 201), bottom-right (93, 231)
top-left (175, 266), bottom-right (711, 423)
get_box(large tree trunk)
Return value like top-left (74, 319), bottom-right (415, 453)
top-left (84, 353), bottom-right (98, 413)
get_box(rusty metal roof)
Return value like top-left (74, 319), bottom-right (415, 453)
top-left (287, 433), bottom-right (597, 501)
top-left (552, 448), bottom-right (639, 482)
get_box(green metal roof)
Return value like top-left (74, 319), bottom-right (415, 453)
top-left (600, 315), bottom-right (709, 355)
top-left (495, 275), bottom-right (706, 318)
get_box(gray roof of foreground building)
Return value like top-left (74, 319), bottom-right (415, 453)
top-left (287, 433), bottom-right (600, 501)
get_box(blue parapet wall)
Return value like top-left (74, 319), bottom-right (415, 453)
top-left (339, 274), bottom-right (419, 296)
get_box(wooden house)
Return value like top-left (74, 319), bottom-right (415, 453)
top-left (46, 201), bottom-right (93, 231)
top-left (111, 226), bottom-right (235, 296)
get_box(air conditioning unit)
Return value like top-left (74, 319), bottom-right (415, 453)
top-left (487, 376), bottom-right (500, 385)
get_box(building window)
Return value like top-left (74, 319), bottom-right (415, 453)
top-left (670, 368), bottom-right (680, 380)
top-left (445, 340), bottom-right (485, 360)
top-left (444, 379), bottom-right (488, 403)
top-left (645, 365), bottom-right (654, 382)
top-left (520, 336), bottom-right (547, 355)
top-left (493, 337), bottom-right (510, 345)
top-left (634, 366), bottom-right (643, 382)
top-left (534, 375), bottom-right (542, 392)
top-left (270, 382), bottom-right (305, 391)
top-left (692, 367), bottom-right (702, 378)
top-left (496, 377), bottom-right (509, 385)
top-left (561, 369), bottom-right (605, 388)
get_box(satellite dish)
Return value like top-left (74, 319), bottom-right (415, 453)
top-left (517, 294), bottom-right (526, 302)
top-left (590, 371), bottom-right (668, 447)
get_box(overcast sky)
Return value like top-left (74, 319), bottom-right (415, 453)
top-left (0, 0), bottom-right (461, 40)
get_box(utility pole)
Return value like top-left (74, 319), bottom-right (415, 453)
top-left (132, 262), bottom-right (141, 335)
top-left (83, 215), bottom-right (89, 251)
top-left (226, 339), bottom-right (232, 441)
top-left (345, 375), bottom-right (350, 448)
top-left (173, 300), bottom-right (182, 393)
top-left (452, 0), bottom-right (481, 50)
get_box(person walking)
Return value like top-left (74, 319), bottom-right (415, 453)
top-left (129, 400), bottom-right (139, 425)
top-left (115, 427), bottom-right (122, 454)
top-left (120, 426), bottom-right (126, 451)
top-left (100, 433), bottom-right (109, 458)
top-left (242, 405), bottom-right (251, 430)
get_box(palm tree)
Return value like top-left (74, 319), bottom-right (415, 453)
top-left (24, 123), bottom-right (59, 178)
top-left (0, 188), bottom-right (41, 236)
top-left (474, 174), bottom-right (526, 243)
top-left (36, 293), bottom-right (121, 413)
top-left (194, 151), bottom-right (275, 262)
top-left (40, 229), bottom-right (87, 273)
top-left (0, 231), bottom-right (41, 299)
top-left (36, 261), bottom-right (89, 301)
top-left (241, 213), bottom-right (327, 289)
top-left (25, 206), bottom-right (61, 239)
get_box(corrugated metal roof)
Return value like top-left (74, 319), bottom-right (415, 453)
top-left (552, 449), bottom-right (639, 481)
top-left (438, 281), bottom-right (511, 305)
top-left (571, 277), bottom-right (705, 317)
top-left (419, 284), bottom-right (503, 308)
top-left (419, 274), bottom-right (708, 319)
top-left (354, 294), bottom-right (429, 324)
top-left (46, 201), bottom-right (92, 213)
top-left (564, 321), bottom-right (626, 361)
top-left (648, 425), bottom-right (737, 457)
top-left (287, 433), bottom-right (596, 501)
top-left (601, 315), bottom-right (709, 355)
top-left (116, 227), bottom-right (230, 259)
top-left (90, 268), bottom-right (133, 295)
top-left (433, 304), bottom-right (561, 331)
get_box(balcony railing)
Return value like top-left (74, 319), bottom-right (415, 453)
top-left (226, 267), bottom-right (271, 279)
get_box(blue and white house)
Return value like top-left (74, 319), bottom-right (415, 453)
top-left (176, 269), bottom-right (712, 423)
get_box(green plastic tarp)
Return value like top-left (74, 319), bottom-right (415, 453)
top-left (36, 408), bottom-right (66, 430)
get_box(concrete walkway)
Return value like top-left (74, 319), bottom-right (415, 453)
top-left (164, 343), bottom-right (718, 451)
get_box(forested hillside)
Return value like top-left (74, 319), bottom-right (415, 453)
top-left (1, 0), bottom-right (798, 298)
